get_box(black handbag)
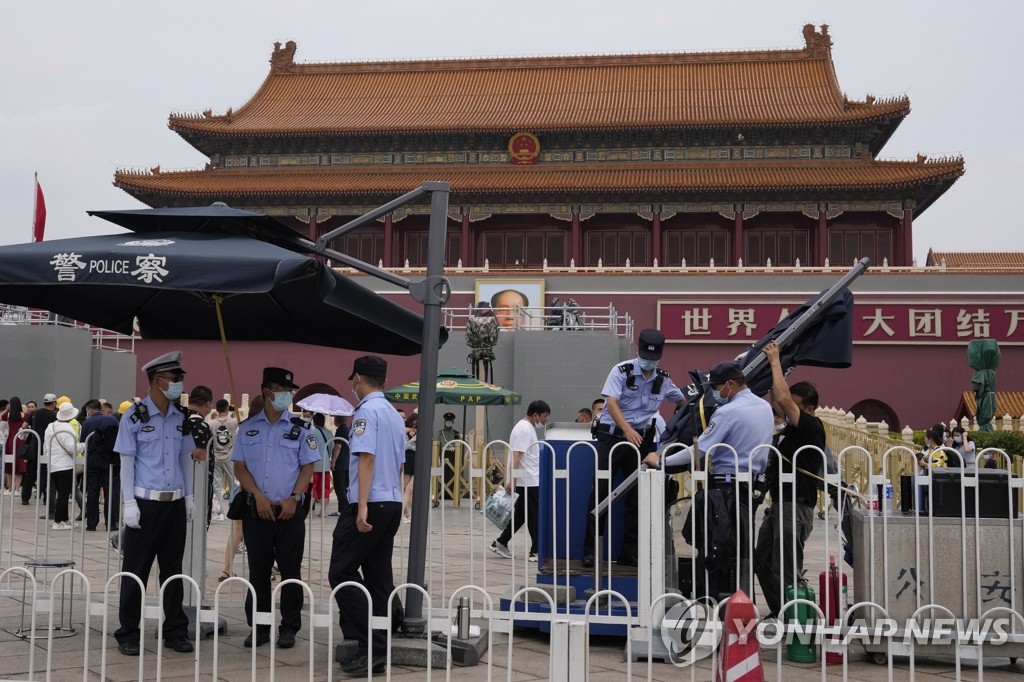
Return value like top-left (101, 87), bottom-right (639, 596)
top-left (15, 442), bottom-right (31, 461)
top-left (226, 492), bottom-right (250, 520)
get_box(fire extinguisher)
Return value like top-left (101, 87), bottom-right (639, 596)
top-left (819, 555), bottom-right (847, 664)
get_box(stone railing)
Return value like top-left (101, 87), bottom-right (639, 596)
top-left (818, 406), bottom-right (1024, 509)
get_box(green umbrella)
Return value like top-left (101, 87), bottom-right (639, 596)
top-left (968, 339), bottom-right (1000, 432)
top-left (384, 367), bottom-right (521, 406)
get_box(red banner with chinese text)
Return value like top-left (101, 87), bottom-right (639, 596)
top-left (657, 298), bottom-right (1024, 346)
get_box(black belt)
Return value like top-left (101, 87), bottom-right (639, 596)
top-left (595, 423), bottom-right (646, 438)
top-left (709, 474), bottom-right (758, 484)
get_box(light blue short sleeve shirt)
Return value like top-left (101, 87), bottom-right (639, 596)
top-left (347, 392), bottom-right (406, 504)
top-left (114, 396), bottom-right (193, 492)
top-left (599, 359), bottom-right (684, 428)
top-left (231, 410), bottom-right (320, 502)
top-left (697, 388), bottom-right (774, 474)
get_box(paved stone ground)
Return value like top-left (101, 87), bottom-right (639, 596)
top-left (0, 490), bottom-right (1022, 680)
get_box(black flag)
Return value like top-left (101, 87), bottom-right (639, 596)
top-left (660, 287), bottom-right (857, 450)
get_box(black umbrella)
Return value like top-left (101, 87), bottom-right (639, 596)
top-left (0, 231), bottom-right (438, 354)
top-left (661, 259), bottom-right (867, 449)
top-left (87, 204), bottom-right (305, 249)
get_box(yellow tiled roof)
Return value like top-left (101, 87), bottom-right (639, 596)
top-left (114, 159), bottom-right (964, 198)
top-left (927, 251), bottom-right (1024, 268)
top-left (168, 28), bottom-right (909, 136)
top-left (959, 391), bottom-right (1024, 419)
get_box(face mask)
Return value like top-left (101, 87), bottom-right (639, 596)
top-left (444, 420), bottom-right (454, 428)
top-left (638, 358), bottom-right (658, 372)
top-left (953, 436), bottom-right (962, 445)
top-left (711, 389), bottom-right (729, 405)
top-left (270, 391), bottom-right (292, 412)
top-left (162, 381), bottom-right (184, 401)
top-left (773, 422), bottom-right (786, 434)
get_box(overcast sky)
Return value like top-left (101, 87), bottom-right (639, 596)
top-left (2, 1), bottom-right (1020, 262)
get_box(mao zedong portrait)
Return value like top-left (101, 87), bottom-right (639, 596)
top-left (490, 289), bottom-right (529, 329)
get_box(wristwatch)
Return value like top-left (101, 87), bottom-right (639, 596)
top-left (291, 493), bottom-right (302, 502)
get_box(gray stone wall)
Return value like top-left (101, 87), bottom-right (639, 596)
top-left (0, 326), bottom-right (134, 406)
top-left (427, 330), bottom-right (628, 444)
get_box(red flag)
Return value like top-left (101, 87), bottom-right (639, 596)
top-left (33, 177), bottom-right (46, 242)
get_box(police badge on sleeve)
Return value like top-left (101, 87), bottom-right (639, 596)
top-left (306, 434), bottom-right (318, 450)
top-left (353, 419), bottom-right (366, 436)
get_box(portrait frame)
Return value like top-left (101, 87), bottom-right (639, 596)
top-left (474, 278), bottom-right (546, 330)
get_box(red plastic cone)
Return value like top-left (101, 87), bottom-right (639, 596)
top-left (716, 590), bottom-right (765, 682)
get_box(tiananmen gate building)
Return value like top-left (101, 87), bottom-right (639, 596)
top-left (109, 25), bottom-right (1024, 434)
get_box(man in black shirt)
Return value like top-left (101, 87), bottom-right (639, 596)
top-left (23, 394), bottom-right (58, 508)
top-left (754, 341), bottom-right (827, 619)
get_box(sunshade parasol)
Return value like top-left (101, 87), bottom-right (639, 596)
top-left (383, 367), bottom-right (521, 406)
top-left (296, 393), bottom-right (355, 417)
top-left (0, 231), bottom-right (446, 402)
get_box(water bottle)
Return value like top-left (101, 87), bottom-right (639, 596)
top-left (883, 479), bottom-right (894, 513)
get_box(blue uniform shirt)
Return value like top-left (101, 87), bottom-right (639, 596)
top-left (599, 359), bottom-right (684, 428)
top-left (231, 410), bottom-right (320, 502)
top-left (114, 396), bottom-right (194, 492)
top-left (347, 392), bottom-right (405, 504)
top-left (697, 387), bottom-right (774, 474)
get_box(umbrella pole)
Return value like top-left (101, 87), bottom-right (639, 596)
top-left (213, 295), bottom-right (239, 407)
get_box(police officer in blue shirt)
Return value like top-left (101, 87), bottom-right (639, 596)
top-left (232, 367), bottom-right (318, 649)
top-left (113, 351), bottom-right (196, 657)
top-left (329, 355), bottom-right (406, 677)
top-left (582, 329), bottom-right (685, 568)
top-left (650, 359), bottom-right (774, 600)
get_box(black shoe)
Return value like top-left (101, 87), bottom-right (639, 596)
top-left (277, 629), bottom-right (296, 649)
top-left (75, 513), bottom-right (82, 522)
top-left (244, 628), bottom-right (271, 648)
top-left (616, 553), bottom-right (638, 567)
top-left (165, 636), bottom-right (194, 653)
top-left (118, 640), bottom-right (140, 656)
top-left (342, 654), bottom-right (387, 675)
top-left (86, 526), bottom-right (97, 532)
top-left (581, 554), bottom-right (594, 568)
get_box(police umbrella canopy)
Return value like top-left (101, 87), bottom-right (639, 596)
top-left (383, 367), bottom-right (521, 406)
top-left (87, 204), bottom-right (305, 249)
top-left (0, 231), bottom-right (444, 355)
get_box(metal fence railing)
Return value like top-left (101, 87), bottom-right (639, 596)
top-left (2, 437), bottom-right (1022, 679)
top-left (442, 303), bottom-right (633, 339)
top-left (0, 304), bottom-right (136, 353)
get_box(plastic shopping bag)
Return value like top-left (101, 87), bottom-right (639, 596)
top-left (485, 487), bottom-right (519, 529)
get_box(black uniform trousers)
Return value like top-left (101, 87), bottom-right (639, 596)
top-left (329, 501), bottom-right (402, 655)
top-left (694, 482), bottom-right (753, 603)
top-left (85, 463), bottom-right (119, 530)
top-left (116, 498), bottom-right (187, 644)
top-left (242, 506), bottom-right (308, 633)
top-left (583, 431), bottom-right (651, 560)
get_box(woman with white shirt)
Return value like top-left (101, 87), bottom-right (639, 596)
top-left (45, 402), bottom-right (81, 529)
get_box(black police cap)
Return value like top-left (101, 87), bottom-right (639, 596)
top-left (708, 360), bottom-right (744, 385)
top-left (637, 328), bottom-right (665, 360)
top-left (348, 355), bottom-right (388, 380)
top-left (262, 367), bottom-right (298, 389)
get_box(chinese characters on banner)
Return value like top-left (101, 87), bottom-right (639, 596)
top-left (657, 299), bottom-right (1024, 345)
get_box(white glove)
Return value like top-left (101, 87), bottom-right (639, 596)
top-left (123, 498), bottom-right (141, 529)
top-left (184, 495), bottom-right (195, 522)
